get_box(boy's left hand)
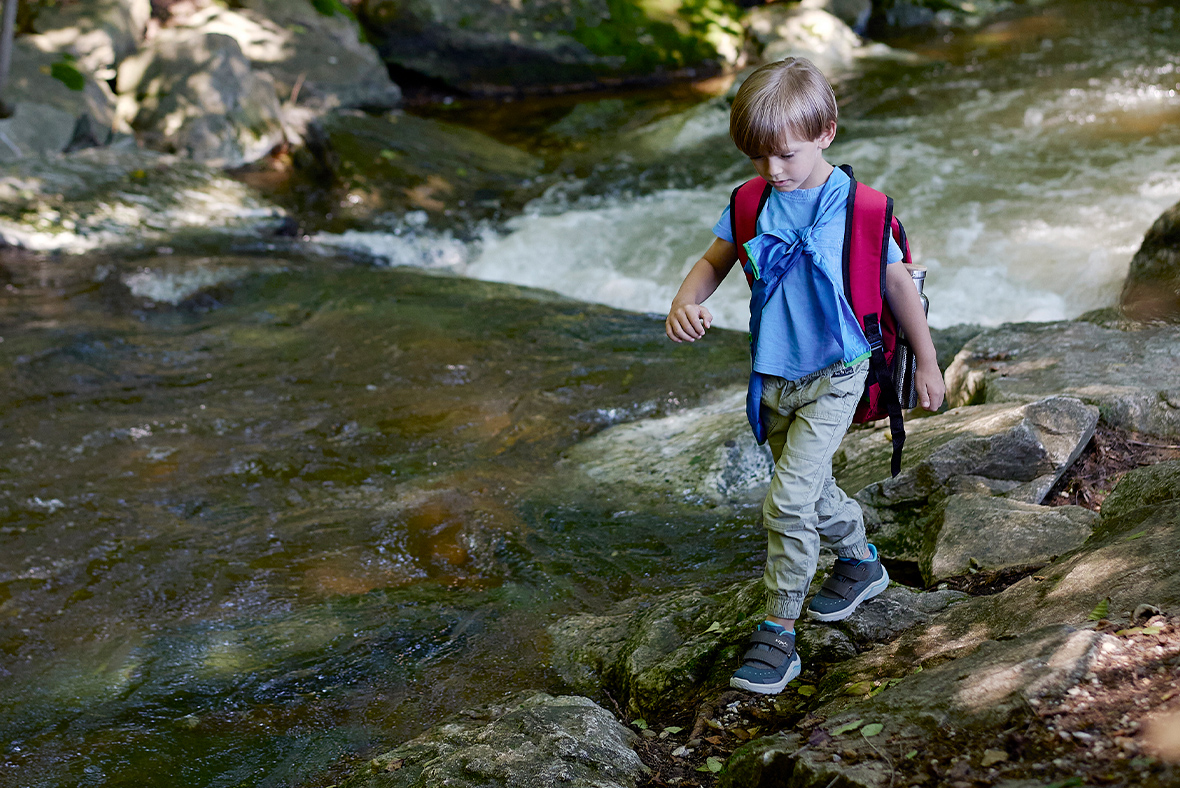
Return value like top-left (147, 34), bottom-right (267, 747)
top-left (915, 361), bottom-right (945, 411)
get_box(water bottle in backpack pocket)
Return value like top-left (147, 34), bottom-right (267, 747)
top-left (891, 265), bottom-right (929, 409)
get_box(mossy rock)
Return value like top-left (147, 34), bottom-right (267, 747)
top-left (1094, 460), bottom-right (1180, 536)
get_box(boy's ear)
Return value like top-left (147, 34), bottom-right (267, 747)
top-left (817, 121), bottom-right (837, 149)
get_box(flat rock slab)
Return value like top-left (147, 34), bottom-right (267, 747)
top-left (924, 494), bottom-right (1098, 584)
top-left (564, 387), bottom-right (774, 505)
top-left (944, 321), bottom-right (1180, 437)
top-left (348, 693), bottom-right (646, 788)
top-left (721, 626), bottom-right (1116, 788)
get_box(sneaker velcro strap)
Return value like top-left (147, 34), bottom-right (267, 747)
top-left (820, 573), bottom-right (858, 600)
top-left (740, 630), bottom-right (795, 669)
top-left (834, 559), bottom-right (875, 582)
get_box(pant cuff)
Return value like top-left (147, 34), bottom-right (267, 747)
top-left (835, 537), bottom-right (870, 561)
top-left (765, 591), bottom-right (803, 620)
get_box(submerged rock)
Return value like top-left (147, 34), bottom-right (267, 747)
top-left (1120, 199), bottom-right (1180, 323)
top-left (345, 693), bottom-right (646, 788)
top-left (944, 321), bottom-right (1180, 437)
top-left (923, 494), bottom-right (1098, 584)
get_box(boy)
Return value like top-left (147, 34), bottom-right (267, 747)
top-left (665, 58), bottom-right (945, 695)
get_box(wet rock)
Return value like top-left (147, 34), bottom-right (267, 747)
top-left (164, 1), bottom-right (400, 113)
top-left (565, 387), bottom-right (773, 505)
top-left (944, 321), bottom-right (1180, 437)
top-left (549, 578), bottom-right (765, 716)
top-left (744, 6), bottom-right (863, 71)
top-left (292, 109), bottom-right (542, 231)
top-left (837, 397), bottom-right (1098, 562)
top-left (116, 31), bottom-right (286, 167)
top-left (923, 494), bottom-right (1098, 585)
top-left (355, 0), bottom-right (735, 95)
top-left (1120, 199), bottom-right (1180, 322)
top-left (0, 148), bottom-right (285, 252)
top-left (795, 625), bottom-right (858, 665)
top-left (345, 693), bottom-right (646, 788)
top-left (27, 0), bottom-right (151, 79)
top-left (0, 38), bottom-right (117, 159)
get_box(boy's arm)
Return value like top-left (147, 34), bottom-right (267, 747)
top-left (666, 238), bottom-right (739, 343)
top-left (884, 262), bottom-right (946, 411)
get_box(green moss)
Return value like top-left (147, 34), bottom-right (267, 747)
top-left (568, 0), bottom-right (739, 73)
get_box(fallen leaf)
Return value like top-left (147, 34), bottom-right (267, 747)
top-left (861, 723), bottom-right (884, 737)
top-left (704, 621), bottom-right (722, 634)
top-left (1124, 531), bottom-right (1146, 541)
top-left (664, 726), bottom-right (684, 734)
top-left (1088, 598), bottom-right (1110, 621)
top-left (904, 750), bottom-right (918, 759)
top-left (797, 685), bottom-right (816, 697)
top-left (844, 681), bottom-right (873, 696)
top-left (1142, 626), bottom-right (1162, 635)
top-left (1116, 627), bottom-right (1145, 636)
top-left (706, 756), bottom-right (724, 773)
top-left (808, 728), bottom-right (833, 747)
top-left (705, 735), bottom-right (724, 745)
top-left (632, 719), bottom-right (648, 730)
top-left (980, 749), bottom-right (1008, 767)
top-left (831, 719), bottom-right (864, 736)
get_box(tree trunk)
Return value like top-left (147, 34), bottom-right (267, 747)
top-left (0, 0), bottom-right (18, 116)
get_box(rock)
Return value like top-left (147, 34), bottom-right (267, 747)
top-left (0, 147), bottom-right (286, 252)
top-left (564, 387), bottom-right (772, 505)
top-left (743, 6), bottom-right (863, 72)
top-left (797, 0), bottom-right (873, 34)
top-left (837, 397), bottom-right (1098, 563)
top-left (27, 0), bottom-right (151, 79)
top-left (116, 31), bottom-right (286, 167)
top-left (795, 625), bottom-right (858, 665)
top-left (1097, 460), bottom-right (1180, 527)
top-left (549, 578), bottom-right (765, 716)
top-left (723, 626), bottom-right (1115, 788)
top-left (923, 494), bottom-right (1098, 584)
top-left (0, 38), bottom-right (117, 158)
top-left (356, 0), bottom-right (736, 95)
top-left (837, 585), bottom-right (967, 645)
top-left (292, 110), bottom-right (542, 230)
top-left (167, 1), bottom-right (401, 112)
top-left (344, 692), bottom-right (646, 788)
top-left (1120, 199), bottom-right (1180, 322)
top-left (944, 321), bottom-right (1180, 437)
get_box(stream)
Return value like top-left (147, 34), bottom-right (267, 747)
top-left (1, 0), bottom-right (1178, 785)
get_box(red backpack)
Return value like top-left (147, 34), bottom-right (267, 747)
top-left (729, 164), bottom-right (910, 476)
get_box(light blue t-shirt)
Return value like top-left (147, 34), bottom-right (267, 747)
top-left (714, 167), bottom-right (904, 380)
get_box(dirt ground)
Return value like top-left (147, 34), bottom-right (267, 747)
top-left (625, 427), bottom-right (1180, 787)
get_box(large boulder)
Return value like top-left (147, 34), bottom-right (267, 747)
top-left (164, 1), bottom-right (401, 112)
top-left (0, 37), bottom-right (117, 159)
top-left (837, 397), bottom-right (1098, 563)
top-left (116, 30), bottom-right (286, 167)
top-left (922, 494), bottom-right (1098, 584)
top-left (25, 0), bottom-right (151, 79)
top-left (343, 693), bottom-right (647, 788)
top-left (944, 321), bottom-right (1180, 437)
top-left (743, 6), bottom-right (863, 72)
top-left (1120, 200), bottom-right (1180, 322)
top-left (355, 0), bottom-right (739, 94)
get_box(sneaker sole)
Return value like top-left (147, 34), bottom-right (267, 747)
top-left (806, 566), bottom-right (890, 622)
top-left (729, 653), bottom-right (801, 695)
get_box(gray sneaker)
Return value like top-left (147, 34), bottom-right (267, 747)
top-left (806, 545), bottom-right (889, 622)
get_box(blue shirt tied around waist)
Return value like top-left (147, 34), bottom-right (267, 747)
top-left (712, 167), bottom-right (903, 444)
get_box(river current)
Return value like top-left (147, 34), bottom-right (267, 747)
top-left (1, 0), bottom-right (1178, 786)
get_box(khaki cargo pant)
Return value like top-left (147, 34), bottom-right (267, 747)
top-left (760, 359), bottom-right (870, 619)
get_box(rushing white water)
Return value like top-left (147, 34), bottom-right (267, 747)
top-left (319, 1), bottom-right (1180, 331)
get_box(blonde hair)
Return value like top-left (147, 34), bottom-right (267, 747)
top-left (729, 58), bottom-right (838, 157)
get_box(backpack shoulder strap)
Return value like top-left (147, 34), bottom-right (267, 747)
top-left (731, 177), bottom-right (772, 288)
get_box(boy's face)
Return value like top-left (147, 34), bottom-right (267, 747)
top-left (749, 121), bottom-right (837, 192)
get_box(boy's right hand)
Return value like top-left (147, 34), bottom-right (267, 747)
top-left (666, 303), bottom-right (713, 343)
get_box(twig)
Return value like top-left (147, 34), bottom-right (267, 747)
top-left (289, 72), bottom-right (307, 107)
top-left (1127, 439), bottom-right (1180, 450)
top-left (862, 734), bottom-right (895, 788)
top-left (603, 688), bottom-right (626, 720)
